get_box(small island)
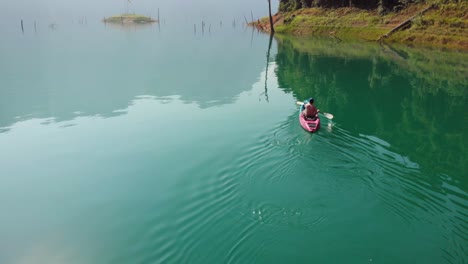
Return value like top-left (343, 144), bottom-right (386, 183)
top-left (103, 14), bottom-right (157, 24)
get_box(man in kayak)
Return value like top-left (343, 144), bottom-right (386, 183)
top-left (303, 98), bottom-right (319, 120)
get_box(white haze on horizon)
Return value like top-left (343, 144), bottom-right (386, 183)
top-left (0, 0), bottom-right (279, 26)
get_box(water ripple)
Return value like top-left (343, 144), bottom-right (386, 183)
top-left (324, 126), bottom-right (468, 262)
top-left (128, 112), bottom-right (468, 264)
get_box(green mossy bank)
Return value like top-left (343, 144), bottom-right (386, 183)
top-left (254, 1), bottom-right (467, 50)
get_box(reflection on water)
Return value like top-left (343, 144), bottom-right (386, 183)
top-left (0, 22), bottom-right (269, 131)
top-left (103, 21), bottom-right (157, 33)
top-left (275, 36), bottom-right (467, 263)
top-left (276, 35), bottom-right (467, 178)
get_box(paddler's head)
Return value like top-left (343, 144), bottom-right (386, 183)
top-left (308, 98), bottom-right (314, 104)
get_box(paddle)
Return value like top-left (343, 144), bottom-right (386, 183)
top-left (296, 101), bottom-right (334, 119)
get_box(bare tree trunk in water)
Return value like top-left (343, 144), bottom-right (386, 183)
top-left (264, 0), bottom-right (275, 101)
top-left (263, 33), bottom-right (274, 102)
top-left (268, 0), bottom-right (275, 34)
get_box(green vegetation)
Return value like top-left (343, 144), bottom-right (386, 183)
top-left (103, 14), bottom-right (156, 24)
top-left (274, 8), bottom-right (389, 40)
top-left (254, 1), bottom-right (467, 49)
top-left (278, 0), bottom-right (459, 13)
top-left (389, 2), bottom-right (467, 48)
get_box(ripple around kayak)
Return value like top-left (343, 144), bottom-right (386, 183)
top-left (146, 117), bottom-right (336, 263)
top-left (85, 109), bottom-right (467, 264)
top-left (219, 127), bottom-right (331, 228)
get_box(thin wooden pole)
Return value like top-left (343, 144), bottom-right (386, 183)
top-left (251, 11), bottom-right (254, 23)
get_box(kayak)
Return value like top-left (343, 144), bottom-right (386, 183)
top-left (299, 101), bottom-right (320, 133)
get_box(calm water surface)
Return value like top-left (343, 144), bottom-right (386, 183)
top-left (0, 21), bottom-right (467, 264)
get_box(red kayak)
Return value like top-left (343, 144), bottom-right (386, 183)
top-left (299, 102), bottom-right (320, 133)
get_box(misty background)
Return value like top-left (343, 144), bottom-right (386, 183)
top-left (0, 0), bottom-right (279, 26)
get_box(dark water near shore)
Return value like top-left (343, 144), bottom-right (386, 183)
top-left (0, 22), bottom-right (467, 264)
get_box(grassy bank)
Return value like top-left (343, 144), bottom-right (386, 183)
top-left (103, 14), bottom-right (157, 24)
top-left (254, 2), bottom-right (467, 50)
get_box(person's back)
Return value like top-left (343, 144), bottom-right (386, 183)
top-left (303, 98), bottom-right (319, 119)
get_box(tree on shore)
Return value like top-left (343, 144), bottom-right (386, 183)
top-left (268, 0), bottom-right (275, 34)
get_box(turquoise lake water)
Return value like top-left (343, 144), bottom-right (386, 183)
top-left (0, 21), bottom-right (467, 264)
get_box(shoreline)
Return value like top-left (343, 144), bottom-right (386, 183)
top-left (253, 3), bottom-right (467, 50)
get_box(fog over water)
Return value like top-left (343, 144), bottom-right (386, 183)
top-left (0, 0), bottom-right (279, 26)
